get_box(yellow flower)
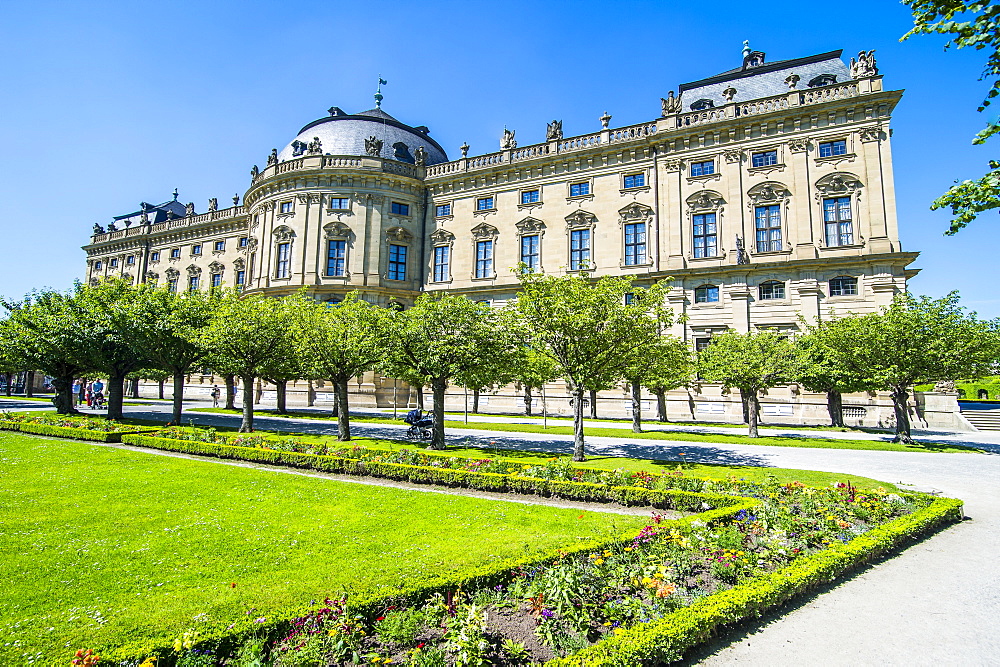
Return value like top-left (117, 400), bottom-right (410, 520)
top-left (594, 558), bottom-right (604, 565)
top-left (603, 550), bottom-right (612, 557)
top-left (613, 627), bottom-right (625, 635)
top-left (641, 576), bottom-right (653, 585)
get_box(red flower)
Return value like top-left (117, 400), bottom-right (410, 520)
top-left (230, 582), bottom-right (237, 588)
top-left (376, 616), bottom-right (385, 621)
top-left (417, 642), bottom-right (425, 649)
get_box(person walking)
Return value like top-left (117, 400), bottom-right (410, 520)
top-left (211, 384), bottom-right (221, 408)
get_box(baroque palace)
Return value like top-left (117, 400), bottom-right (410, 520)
top-left (81, 46), bottom-right (964, 428)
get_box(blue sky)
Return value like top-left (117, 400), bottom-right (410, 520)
top-left (1, 0), bottom-right (996, 315)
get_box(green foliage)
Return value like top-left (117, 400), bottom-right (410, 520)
top-left (902, 0), bottom-right (1000, 232)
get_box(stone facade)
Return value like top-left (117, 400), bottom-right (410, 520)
top-left (84, 48), bottom-right (962, 429)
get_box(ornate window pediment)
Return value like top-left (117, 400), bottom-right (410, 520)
top-left (144, 271), bottom-right (158, 282)
top-left (430, 228), bottom-right (455, 244)
top-left (565, 210), bottom-right (597, 230)
top-left (186, 265), bottom-right (202, 276)
top-left (233, 257), bottom-right (246, 271)
top-left (323, 221), bottom-right (352, 239)
top-left (208, 261), bottom-right (224, 273)
top-left (272, 225), bottom-right (295, 242)
top-left (815, 172), bottom-right (862, 199)
top-left (516, 217), bottom-right (546, 234)
top-left (165, 268), bottom-right (179, 279)
top-left (686, 190), bottom-right (725, 211)
top-left (471, 222), bottom-right (499, 240)
top-left (618, 202), bottom-right (653, 225)
top-left (747, 182), bottom-right (790, 207)
top-left (385, 226), bottom-right (413, 242)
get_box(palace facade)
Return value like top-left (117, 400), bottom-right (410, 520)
top-left (83, 47), bottom-right (964, 428)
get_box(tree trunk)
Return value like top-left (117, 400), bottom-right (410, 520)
top-left (224, 374), bottom-right (235, 409)
top-left (631, 380), bottom-right (643, 433)
top-left (171, 372), bottom-right (185, 425)
top-left (4, 373), bottom-right (11, 397)
top-left (275, 380), bottom-right (287, 414)
top-left (655, 389), bottom-right (668, 422)
top-left (255, 379), bottom-right (263, 404)
top-left (51, 376), bottom-right (76, 414)
top-left (524, 385), bottom-right (533, 416)
top-left (430, 378), bottom-right (447, 449)
top-left (106, 373), bottom-right (126, 420)
top-left (307, 380), bottom-right (316, 407)
top-left (891, 386), bottom-right (913, 444)
top-left (336, 377), bottom-right (351, 441)
top-left (472, 388), bottom-right (480, 413)
top-left (572, 386), bottom-right (587, 461)
top-left (827, 390), bottom-right (844, 427)
top-left (239, 375), bottom-right (254, 432)
top-left (589, 389), bottom-right (598, 419)
top-left (158, 378), bottom-right (165, 400)
top-left (741, 393), bottom-right (749, 423)
top-left (747, 391), bottom-right (760, 438)
top-left (415, 384), bottom-right (424, 410)
top-left (25, 371), bottom-right (34, 398)
top-left (130, 378), bottom-right (140, 399)
top-left (330, 384), bottom-right (339, 418)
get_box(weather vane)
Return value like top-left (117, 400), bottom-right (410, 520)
top-left (375, 76), bottom-right (387, 108)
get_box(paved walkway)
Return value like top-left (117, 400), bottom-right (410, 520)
top-left (6, 397), bottom-right (1000, 663)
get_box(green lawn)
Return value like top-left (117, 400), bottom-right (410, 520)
top-left (188, 407), bottom-right (978, 454)
top-left (0, 433), bottom-right (645, 662)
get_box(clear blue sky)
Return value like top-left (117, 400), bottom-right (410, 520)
top-left (1, 0), bottom-right (995, 316)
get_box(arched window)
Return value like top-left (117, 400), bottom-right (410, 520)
top-left (758, 281), bottom-right (785, 300)
top-left (695, 285), bottom-right (719, 303)
top-left (829, 276), bottom-right (858, 296)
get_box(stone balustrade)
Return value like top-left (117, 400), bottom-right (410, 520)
top-left (90, 206), bottom-right (246, 244)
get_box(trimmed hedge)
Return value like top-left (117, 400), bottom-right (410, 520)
top-left (0, 420), bottom-right (156, 443)
top-left (546, 496), bottom-right (965, 666)
top-left (120, 434), bottom-right (744, 511)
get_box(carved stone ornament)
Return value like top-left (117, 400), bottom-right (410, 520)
top-left (600, 111), bottom-right (612, 129)
top-left (460, 142), bottom-right (470, 158)
top-left (735, 235), bottom-right (750, 265)
top-left (267, 148), bottom-right (278, 165)
top-left (121, 273), bottom-right (133, 284)
top-left (784, 74), bottom-right (800, 90)
top-left (250, 165), bottom-right (259, 180)
top-left (747, 182), bottom-right (790, 207)
top-left (500, 128), bottom-right (517, 150)
top-left (933, 380), bottom-right (956, 393)
top-left (723, 86), bottom-right (737, 101)
top-left (414, 146), bottom-right (427, 166)
top-left (208, 261), bottom-right (224, 273)
top-left (430, 228), bottom-right (455, 244)
top-left (565, 210), bottom-right (597, 230)
top-left (245, 237), bottom-right (258, 252)
top-left (859, 125), bottom-right (882, 142)
top-left (165, 268), bottom-right (179, 279)
top-left (385, 226), bottom-right (413, 242)
top-left (471, 222), bottom-right (499, 240)
top-left (686, 190), bottom-right (725, 211)
top-left (92, 223), bottom-right (105, 234)
top-left (272, 225), bottom-right (295, 242)
top-left (307, 136), bottom-right (323, 155)
top-left (89, 278), bottom-right (99, 287)
top-left (208, 197), bottom-right (218, 212)
top-left (365, 136), bottom-right (383, 156)
top-left (814, 172), bottom-right (863, 199)
top-left (618, 202), bottom-right (653, 225)
top-left (788, 138), bottom-right (809, 153)
top-left (233, 257), bottom-right (246, 271)
top-left (297, 193), bottom-right (323, 204)
top-left (185, 202), bottom-right (195, 217)
top-left (723, 149), bottom-right (743, 164)
top-left (186, 265), bottom-right (202, 276)
top-left (660, 91), bottom-right (682, 116)
top-left (662, 158), bottom-right (682, 172)
top-left (144, 271), bottom-right (158, 282)
top-left (233, 194), bottom-right (240, 206)
top-left (291, 140), bottom-right (307, 157)
top-left (546, 120), bottom-right (563, 141)
top-left (323, 221), bottom-right (352, 238)
top-left (850, 50), bottom-right (878, 78)
top-left (516, 217), bottom-right (546, 234)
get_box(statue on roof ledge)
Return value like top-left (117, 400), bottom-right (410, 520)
top-left (850, 50), bottom-right (878, 78)
top-left (267, 148), bottom-right (278, 165)
top-left (108, 222), bottom-right (118, 232)
top-left (546, 120), bottom-right (563, 142)
top-left (307, 137), bottom-right (323, 155)
top-left (185, 202), bottom-right (195, 217)
top-left (414, 146), bottom-right (427, 166)
top-left (365, 136), bottom-right (384, 156)
top-left (208, 197), bottom-right (218, 212)
top-left (93, 223), bottom-right (105, 235)
top-left (500, 128), bottom-right (517, 150)
top-left (661, 91), bottom-right (681, 116)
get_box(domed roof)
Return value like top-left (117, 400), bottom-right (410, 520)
top-left (277, 107), bottom-right (449, 165)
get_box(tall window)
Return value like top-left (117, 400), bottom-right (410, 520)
top-left (211, 273), bottom-right (223, 288)
top-left (235, 270), bottom-right (246, 290)
top-left (276, 242), bottom-right (291, 278)
top-left (692, 213), bottom-right (717, 258)
top-left (433, 245), bottom-right (450, 282)
top-left (326, 240), bottom-right (347, 276)
top-left (830, 276), bottom-right (858, 296)
top-left (623, 173), bottom-right (645, 188)
top-left (570, 229), bottom-right (591, 270)
top-left (823, 196), bottom-right (854, 246)
top-left (759, 281), bottom-right (785, 300)
top-left (819, 140), bottom-right (847, 157)
top-left (435, 203), bottom-right (451, 217)
top-left (475, 240), bottom-right (493, 278)
top-left (690, 160), bottom-right (715, 176)
top-left (188, 275), bottom-right (199, 292)
top-left (569, 182), bottom-right (590, 197)
top-left (755, 205), bottom-right (782, 252)
top-left (624, 222), bottom-right (647, 266)
top-left (391, 202), bottom-right (409, 216)
top-left (168, 278), bottom-right (178, 293)
top-left (751, 150), bottom-right (778, 167)
top-left (476, 197), bottom-right (494, 211)
top-left (388, 244), bottom-right (407, 280)
top-left (520, 234), bottom-right (539, 271)
top-left (521, 189), bottom-right (540, 204)
top-left (695, 285), bottom-right (719, 303)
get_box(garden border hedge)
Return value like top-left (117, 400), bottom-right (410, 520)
top-left (0, 420), bottom-right (156, 443)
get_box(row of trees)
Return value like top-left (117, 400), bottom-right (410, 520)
top-left (2, 273), bottom-right (997, 459)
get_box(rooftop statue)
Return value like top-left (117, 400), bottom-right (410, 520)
top-left (208, 197), bottom-right (218, 212)
top-left (185, 202), bottom-right (195, 217)
top-left (546, 120), bottom-right (563, 141)
top-left (307, 137), bottom-right (323, 155)
top-left (92, 223), bottom-right (105, 235)
top-left (365, 136), bottom-right (384, 157)
top-left (850, 50), bottom-right (878, 78)
top-left (414, 146), bottom-right (427, 166)
top-left (500, 128), bottom-right (517, 150)
top-left (267, 148), bottom-right (278, 165)
top-left (661, 91), bottom-right (681, 116)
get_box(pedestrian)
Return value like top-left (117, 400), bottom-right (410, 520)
top-left (211, 384), bottom-right (220, 408)
top-left (76, 380), bottom-right (86, 406)
top-left (86, 382), bottom-right (93, 407)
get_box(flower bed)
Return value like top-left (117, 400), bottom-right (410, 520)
top-left (0, 412), bottom-right (157, 442)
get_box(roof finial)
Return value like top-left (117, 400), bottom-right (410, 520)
top-left (172, 188), bottom-right (179, 201)
top-left (375, 76), bottom-right (387, 108)
top-left (742, 40), bottom-right (751, 59)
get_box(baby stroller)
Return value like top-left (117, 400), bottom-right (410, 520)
top-left (403, 408), bottom-right (434, 440)
top-left (92, 391), bottom-right (106, 410)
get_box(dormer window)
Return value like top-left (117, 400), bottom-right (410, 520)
top-left (291, 140), bottom-right (307, 156)
top-left (690, 98), bottom-right (715, 111)
top-left (808, 74), bottom-right (838, 88)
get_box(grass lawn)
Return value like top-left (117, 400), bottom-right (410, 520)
top-left (0, 433), bottom-right (646, 662)
top-left (188, 407), bottom-right (978, 454)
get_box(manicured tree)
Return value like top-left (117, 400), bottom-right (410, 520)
top-left (1, 289), bottom-right (96, 414)
top-left (454, 348), bottom-right (517, 415)
top-left (295, 292), bottom-right (395, 440)
top-left (697, 330), bottom-right (808, 438)
top-left (198, 294), bottom-right (301, 432)
top-left (511, 349), bottom-right (560, 417)
top-left (813, 292), bottom-right (1000, 443)
top-left (794, 331), bottom-right (867, 427)
top-left (0, 324), bottom-right (28, 397)
top-left (509, 270), bottom-right (671, 461)
top-left (628, 335), bottom-right (693, 429)
top-left (390, 294), bottom-right (515, 449)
